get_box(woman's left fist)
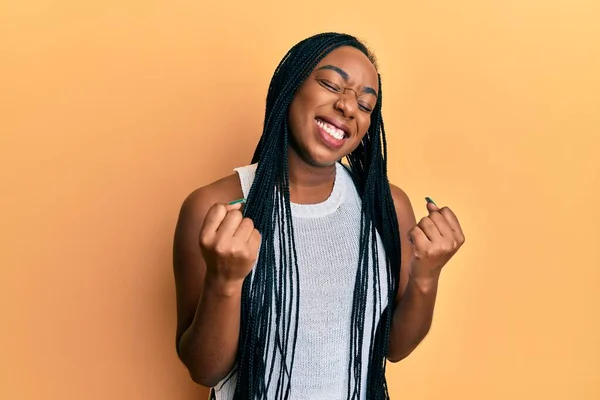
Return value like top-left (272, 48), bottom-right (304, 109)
top-left (408, 198), bottom-right (466, 279)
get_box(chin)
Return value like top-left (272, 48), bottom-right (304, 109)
top-left (288, 143), bottom-right (339, 168)
top-left (305, 147), bottom-right (348, 167)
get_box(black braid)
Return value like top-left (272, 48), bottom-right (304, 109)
top-left (211, 32), bottom-right (402, 400)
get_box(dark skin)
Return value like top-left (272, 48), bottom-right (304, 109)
top-left (173, 46), bottom-right (465, 387)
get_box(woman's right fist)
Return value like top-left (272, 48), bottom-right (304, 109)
top-left (199, 202), bottom-right (261, 285)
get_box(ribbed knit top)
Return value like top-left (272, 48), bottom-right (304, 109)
top-left (213, 162), bottom-right (389, 400)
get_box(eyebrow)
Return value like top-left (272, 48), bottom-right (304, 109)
top-left (316, 65), bottom-right (378, 97)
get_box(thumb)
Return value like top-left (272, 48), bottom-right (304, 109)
top-left (425, 197), bottom-right (439, 213)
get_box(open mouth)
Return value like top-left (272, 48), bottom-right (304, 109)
top-left (315, 118), bottom-right (348, 141)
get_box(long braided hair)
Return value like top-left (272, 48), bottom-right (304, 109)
top-left (216, 32), bottom-right (401, 400)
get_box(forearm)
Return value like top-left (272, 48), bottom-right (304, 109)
top-left (179, 275), bottom-right (242, 387)
top-left (387, 274), bottom-right (440, 362)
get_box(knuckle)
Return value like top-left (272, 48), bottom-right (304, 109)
top-left (424, 246), bottom-right (436, 257)
top-left (244, 243), bottom-right (260, 260)
top-left (214, 241), bottom-right (230, 255)
top-left (240, 248), bottom-right (253, 260)
top-left (237, 251), bottom-right (247, 261)
top-left (199, 235), bottom-right (211, 248)
top-left (232, 244), bottom-right (245, 257)
top-left (247, 248), bottom-right (258, 261)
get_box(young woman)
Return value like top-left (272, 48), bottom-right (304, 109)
top-left (172, 32), bottom-right (465, 400)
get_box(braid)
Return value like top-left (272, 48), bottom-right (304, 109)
top-left (218, 32), bottom-right (402, 400)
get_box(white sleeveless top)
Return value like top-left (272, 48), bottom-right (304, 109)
top-left (213, 162), bottom-right (389, 400)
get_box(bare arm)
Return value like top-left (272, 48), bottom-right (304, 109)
top-left (386, 185), bottom-right (431, 362)
top-left (386, 186), bottom-right (465, 362)
top-left (173, 188), bottom-right (259, 386)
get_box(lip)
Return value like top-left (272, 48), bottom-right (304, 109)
top-left (315, 119), bottom-right (346, 150)
top-left (315, 116), bottom-right (351, 138)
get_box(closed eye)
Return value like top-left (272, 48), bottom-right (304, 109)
top-left (358, 102), bottom-right (373, 113)
top-left (317, 79), bottom-right (341, 93)
top-left (318, 79), bottom-right (373, 113)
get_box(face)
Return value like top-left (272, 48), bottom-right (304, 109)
top-left (287, 46), bottom-right (379, 167)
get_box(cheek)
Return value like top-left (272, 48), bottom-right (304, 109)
top-left (357, 115), bottom-right (372, 138)
top-left (288, 91), bottom-right (314, 132)
top-left (288, 99), bottom-right (305, 135)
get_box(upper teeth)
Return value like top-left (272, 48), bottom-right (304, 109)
top-left (317, 119), bottom-right (345, 140)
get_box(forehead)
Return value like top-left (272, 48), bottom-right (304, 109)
top-left (313, 46), bottom-right (378, 87)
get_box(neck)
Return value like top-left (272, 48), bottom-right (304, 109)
top-left (287, 148), bottom-right (337, 205)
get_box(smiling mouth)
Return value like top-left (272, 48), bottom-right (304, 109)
top-left (315, 118), bottom-right (347, 140)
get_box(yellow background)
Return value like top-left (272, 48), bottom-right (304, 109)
top-left (1, 0), bottom-right (599, 399)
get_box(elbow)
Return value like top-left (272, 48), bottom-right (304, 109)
top-left (178, 346), bottom-right (229, 388)
top-left (387, 330), bottom-right (431, 363)
top-left (188, 370), bottom-right (222, 388)
top-left (177, 342), bottom-right (221, 388)
top-left (386, 349), bottom-right (411, 364)
top-left (181, 355), bottom-right (224, 388)
top-left (180, 359), bottom-right (225, 388)
top-left (386, 346), bottom-right (417, 363)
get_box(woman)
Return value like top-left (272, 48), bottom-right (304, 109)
top-left (172, 32), bottom-right (465, 400)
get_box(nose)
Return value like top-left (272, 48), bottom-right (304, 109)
top-left (334, 89), bottom-right (358, 119)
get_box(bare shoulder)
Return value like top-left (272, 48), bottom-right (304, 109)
top-left (389, 183), bottom-right (416, 226)
top-left (178, 173), bottom-right (244, 222)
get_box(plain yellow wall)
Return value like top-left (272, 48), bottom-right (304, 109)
top-left (1, 0), bottom-right (599, 399)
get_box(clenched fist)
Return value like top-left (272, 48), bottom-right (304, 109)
top-left (199, 202), bottom-right (261, 286)
top-left (408, 198), bottom-right (465, 282)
